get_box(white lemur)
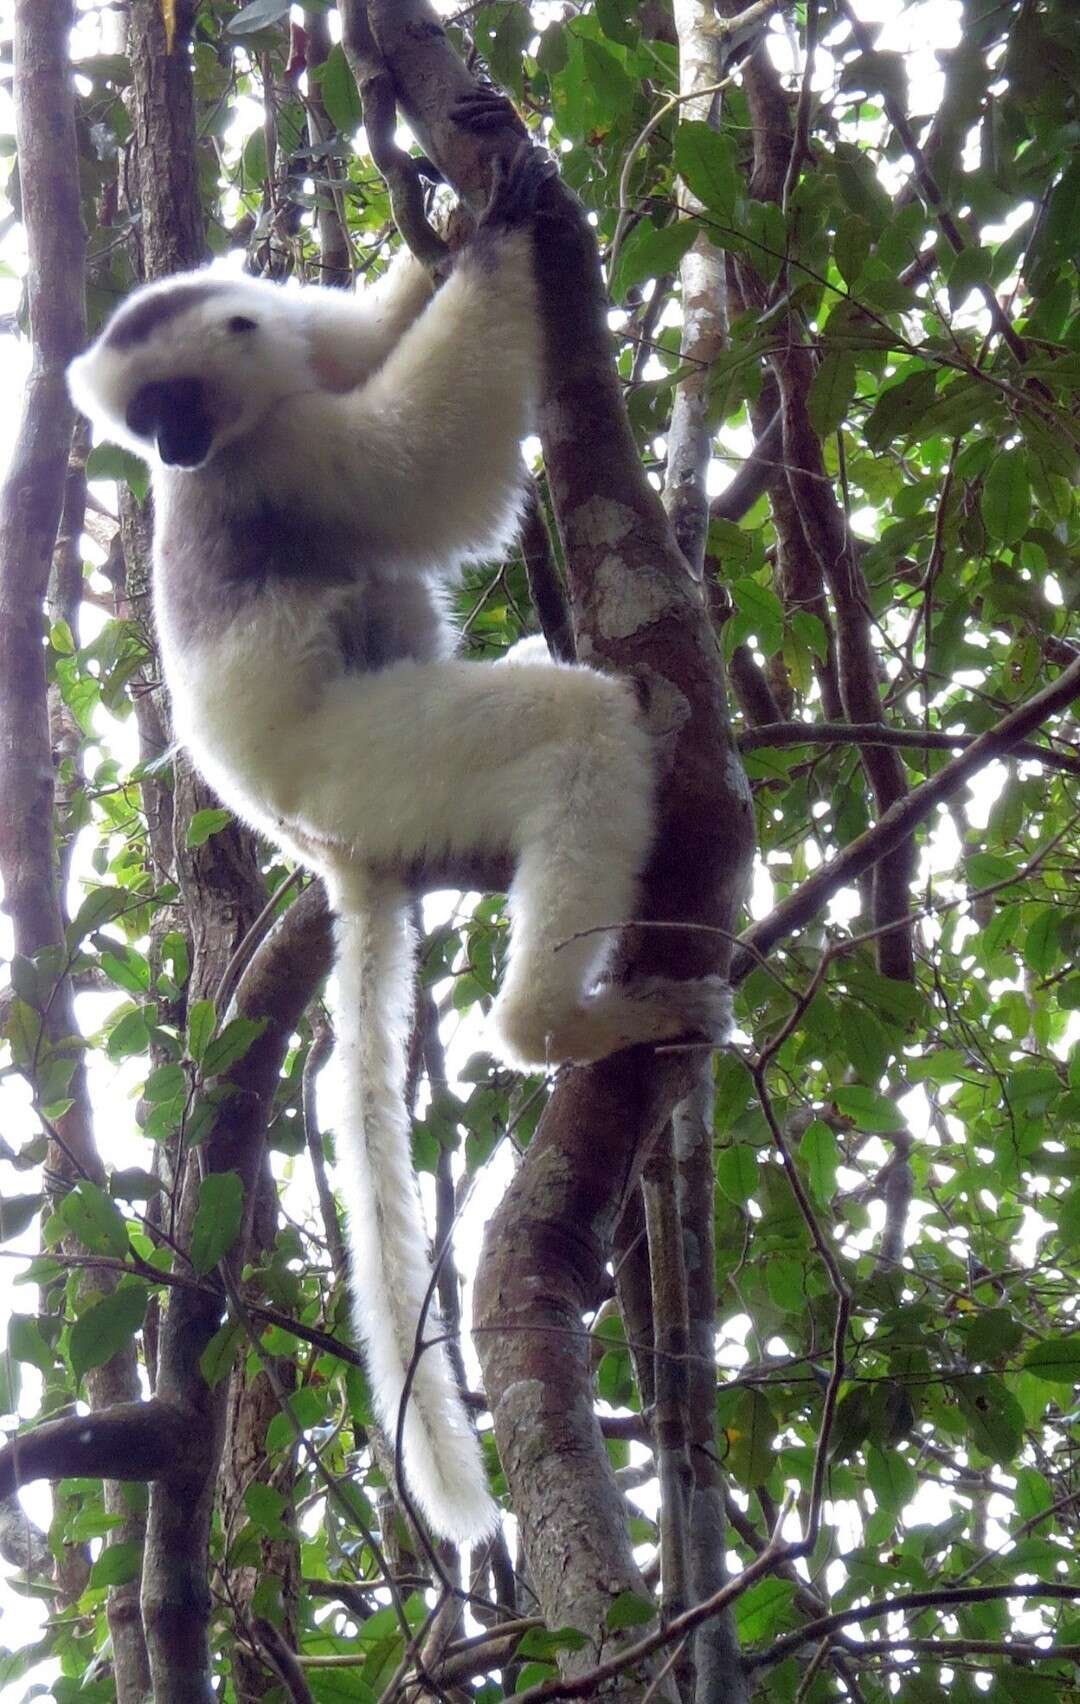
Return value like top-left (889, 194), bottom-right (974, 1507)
top-left (68, 137), bottom-right (730, 1544)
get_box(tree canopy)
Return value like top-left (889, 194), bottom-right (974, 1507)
top-left (2, 0), bottom-right (1080, 1700)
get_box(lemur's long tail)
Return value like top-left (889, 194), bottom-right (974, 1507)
top-left (328, 869), bottom-right (496, 1544)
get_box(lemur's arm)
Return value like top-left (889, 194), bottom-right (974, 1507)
top-left (302, 146), bottom-right (554, 565)
top-left (305, 247), bottom-right (434, 393)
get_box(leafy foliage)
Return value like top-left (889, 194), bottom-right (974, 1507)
top-left (2, 0), bottom-right (1080, 1699)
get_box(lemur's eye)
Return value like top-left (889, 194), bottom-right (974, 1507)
top-left (227, 315), bottom-right (257, 334)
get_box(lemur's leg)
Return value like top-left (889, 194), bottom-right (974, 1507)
top-left (488, 677), bottom-right (731, 1068)
top-left (294, 658), bottom-right (731, 1067)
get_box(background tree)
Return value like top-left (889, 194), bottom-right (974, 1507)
top-left (2, 0), bottom-right (1080, 1700)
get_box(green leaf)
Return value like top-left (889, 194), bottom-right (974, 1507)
top-left (863, 369), bottom-right (937, 452)
top-left (49, 618), bottom-right (75, 656)
top-left (536, 22), bottom-right (569, 75)
top-left (200, 1319), bottom-right (244, 1388)
top-left (738, 199), bottom-right (786, 285)
top-left (966, 1308), bottom-right (1024, 1363)
top-left (726, 1388), bottom-right (776, 1489)
top-left (717, 1144), bottom-right (758, 1204)
top-left (9, 1315), bottom-right (55, 1375)
top-left (610, 218), bottom-right (699, 304)
top-left (58, 1181), bottom-right (130, 1258)
top-left (951, 1374), bottom-right (1025, 1464)
top-left (190, 1170), bottom-right (245, 1275)
top-left (106, 1006), bottom-right (150, 1062)
top-left (673, 121), bottom-right (738, 217)
top-left (595, 0), bottom-right (637, 45)
top-left (265, 1385), bottom-right (328, 1453)
top-left (0, 1195), bottom-right (42, 1242)
top-left (801, 1120), bottom-right (838, 1205)
top-left (145, 1062), bottom-right (187, 1103)
top-left (201, 1016), bottom-right (267, 1077)
top-left (186, 807), bottom-right (232, 848)
top-left (228, 0), bottom-right (290, 32)
top-left (1015, 1466), bottom-right (1053, 1521)
top-left (947, 245), bottom-right (992, 311)
top-left (517, 1625), bottom-right (589, 1657)
top-left (0, 1348), bottom-right (20, 1412)
top-left (88, 1540), bottom-right (142, 1588)
top-left (66, 886), bottom-right (128, 949)
top-left (605, 1592), bottom-right (655, 1631)
top-left (579, 39), bottom-right (636, 119)
top-left (807, 349), bottom-right (856, 440)
top-left (245, 1482), bottom-right (291, 1539)
top-left (186, 999), bottom-right (216, 1065)
top-left (70, 1283), bottom-right (148, 1378)
top-left (834, 215), bottom-right (871, 287)
top-left (735, 1577), bottom-right (796, 1643)
top-left (85, 442), bottom-right (149, 504)
top-left (731, 577), bottom-right (784, 655)
top-left (99, 946), bottom-right (151, 995)
top-left (981, 449), bottom-right (1031, 546)
top-left (317, 44), bottom-right (362, 134)
top-left (1022, 1336), bottom-right (1080, 1386)
top-left (1023, 907), bottom-right (1060, 975)
top-left (867, 1443), bottom-right (915, 1511)
top-left (833, 1086), bottom-right (906, 1133)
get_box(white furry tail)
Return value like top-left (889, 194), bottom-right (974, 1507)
top-left (327, 868), bottom-right (496, 1544)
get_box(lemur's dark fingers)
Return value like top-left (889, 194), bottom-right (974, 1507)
top-left (452, 88), bottom-right (528, 136)
top-left (481, 143), bottom-right (557, 232)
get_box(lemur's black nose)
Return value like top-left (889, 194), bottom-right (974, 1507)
top-left (126, 375), bottom-right (214, 467)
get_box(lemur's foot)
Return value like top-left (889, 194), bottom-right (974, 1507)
top-left (493, 976), bottom-right (733, 1070)
top-left (452, 87), bottom-right (528, 136)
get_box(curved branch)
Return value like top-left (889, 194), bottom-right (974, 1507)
top-left (749, 1581), bottom-right (1080, 1674)
top-left (0, 1402), bottom-right (195, 1498)
top-left (733, 653), bottom-right (1080, 981)
top-left (738, 719), bottom-right (1080, 777)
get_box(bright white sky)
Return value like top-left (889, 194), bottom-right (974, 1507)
top-left (2, 0), bottom-right (1057, 1692)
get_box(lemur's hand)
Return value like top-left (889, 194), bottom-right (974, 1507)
top-left (479, 142), bottom-right (557, 235)
top-left (452, 87), bottom-right (528, 137)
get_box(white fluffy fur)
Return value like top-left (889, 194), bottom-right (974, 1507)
top-left (69, 231), bottom-right (730, 1543)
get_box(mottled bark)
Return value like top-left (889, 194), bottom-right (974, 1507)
top-left (658, 13), bottom-right (749, 1698)
top-left (3, 9), bottom-right (153, 1696)
top-left (128, 0), bottom-right (207, 279)
top-left (673, 1079), bottom-right (748, 1704)
top-left (663, 0), bottom-right (728, 577)
top-left (305, 9), bottom-right (353, 287)
top-left (219, 1164), bottom-right (300, 1702)
top-left (737, 41), bottom-right (915, 977)
top-left (142, 889), bottom-right (333, 1701)
top-left (362, 2), bottom-right (754, 1688)
top-left (0, 0), bottom-right (95, 1181)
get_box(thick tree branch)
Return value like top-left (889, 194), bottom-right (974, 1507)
top-left (339, 0), bottom-right (447, 269)
top-left (365, 1), bottom-right (753, 1685)
top-left (0, 0), bottom-right (97, 1181)
top-left (709, 408), bottom-right (783, 526)
top-left (1, 1402), bottom-right (196, 1497)
top-left (520, 478), bottom-right (576, 664)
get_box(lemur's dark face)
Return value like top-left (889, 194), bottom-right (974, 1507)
top-left (124, 374), bottom-right (217, 468)
top-left (67, 273), bottom-right (316, 473)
